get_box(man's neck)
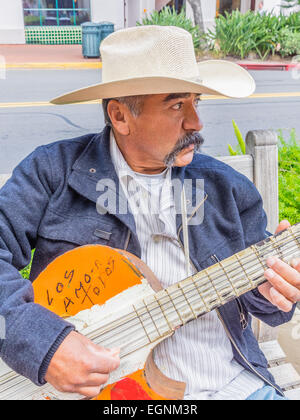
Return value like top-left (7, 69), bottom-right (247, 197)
top-left (112, 129), bottom-right (168, 175)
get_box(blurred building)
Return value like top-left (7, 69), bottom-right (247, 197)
top-left (0, 0), bottom-right (299, 44)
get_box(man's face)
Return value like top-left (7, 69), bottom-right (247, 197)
top-left (125, 93), bottom-right (204, 171)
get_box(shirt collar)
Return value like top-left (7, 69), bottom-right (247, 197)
top-left (109, 130), bottom-right (172, 190)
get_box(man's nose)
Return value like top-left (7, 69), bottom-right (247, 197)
top-left (182, 106), bottom-right (203, 132)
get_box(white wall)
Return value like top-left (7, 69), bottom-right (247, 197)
top-left (125, 0), bottom-right (142, 27)
top-left (0, 0), bottom-right (25, 44)
top-left (186, 0), bottom-right (216, 32)
top-left (91, 0), bottom-right (157, 30)
top-left (240, 0), bottom-right (251, 13)
top-left (125, 0), bottom-right (156, 27)
top-left (90, 0), bottom-right (125, 30)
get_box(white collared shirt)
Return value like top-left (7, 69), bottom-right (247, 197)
top-left (110, 131), bottom-right (264, 400)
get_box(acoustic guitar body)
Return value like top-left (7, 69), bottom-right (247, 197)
top-left (33, 244), bottom-right (186, 400)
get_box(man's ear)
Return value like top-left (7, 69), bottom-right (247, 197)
top-left (107, 100), bottom-right (130, 136)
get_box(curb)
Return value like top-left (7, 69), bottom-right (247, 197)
top-left (2, 62), bottom-right (102, 70)
top-left (238, 61), bottom-right (299, 71)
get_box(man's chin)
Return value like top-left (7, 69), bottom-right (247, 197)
top-left (173, 149), bottom-right (195, 167)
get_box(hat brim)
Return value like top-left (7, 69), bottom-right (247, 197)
top-left (50, 60), bottom-right (255, 105)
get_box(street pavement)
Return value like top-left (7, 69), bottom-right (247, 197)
top-left (0, 68), bottom-right (300, 173)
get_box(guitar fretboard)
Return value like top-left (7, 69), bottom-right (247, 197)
top-left (132, 223), bottom-right (300, 342)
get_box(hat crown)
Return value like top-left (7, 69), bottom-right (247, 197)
top-left (100, 25), bottom-right (199, 83)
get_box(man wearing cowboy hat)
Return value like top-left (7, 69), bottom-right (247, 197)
top-left (0, 25), bottom-right (299, 401)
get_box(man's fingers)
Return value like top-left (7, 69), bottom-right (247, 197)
top-left (79, 373), bottom-right (110, 388)
top-left (264, 268), bottom-right (300, 303)
top-left (77, 386), bottom-right (103, 399)
top-left (266, 257), bottom-right (300, 289)
top-left (275, 219), bottom-right (291, 234)
top-left (269, 287), bottom-right (294, 313)
top-left (88, 344), bottom-right (120, 374)
top-left (291, 258), bottom-right (300, 272)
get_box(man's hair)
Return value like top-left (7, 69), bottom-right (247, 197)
top-left (102, 95), bottom-right (147, 127)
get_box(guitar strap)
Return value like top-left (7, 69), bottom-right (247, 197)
top-left (181, 186), bottom-right (191, 278)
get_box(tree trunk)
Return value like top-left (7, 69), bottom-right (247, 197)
top-left (187, 0), bottom-right (205, 33)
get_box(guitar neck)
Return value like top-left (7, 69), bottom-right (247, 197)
top-left (140, 223), bottom-right (300, 335)
top-left (0, 224), bottom-right (299, 400)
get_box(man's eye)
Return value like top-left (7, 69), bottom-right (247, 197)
top-left (172, 102), bottom-right (183, 110)
top-left (194, 98), bottom-right (201, 107)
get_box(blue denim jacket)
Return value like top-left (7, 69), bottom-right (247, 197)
top-left (0, 126), bottom-right (295, 394)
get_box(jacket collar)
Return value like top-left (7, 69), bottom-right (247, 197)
top-left (68, 126), bottom-right (137, 234)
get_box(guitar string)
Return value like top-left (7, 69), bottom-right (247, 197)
top-left (84, 237), bottom-right (300, 352)
top-left (86, 233), bottom-right (300, 336)
top-left (79, 235), bottom-right (300, 348)
top-left (1, 235), bottom-right (299, 399)
top-left (9, 230), bottom-right (300, 399)
top-left (96, 239), bottom-right (299, 356)
top-left (80, 229), bottom-right (299, 341)
top-left (1, 232), bottom-right (298, 377)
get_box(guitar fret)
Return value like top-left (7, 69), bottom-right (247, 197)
top-left (165, 288), bottom-right (184, 326)
top-left (269, 235), bottom-right (284, 260)
top-left (191, 276), bottom-right (210, 313)
top-left (290, 228), bottom-right (300, 249)
top-left (178, 282), bottom-right (197, 319)
top-left (154, 294), bottom-right (173, 333)
top-left (251, 245), bottom-right (266, 271)
top-left (234, 252), bottom-right (255, 289)
top-left (132, 304), bottom-right (152, 344)
top-left (218, 260), bottom-right (239, 296)
top-left (143, 298), bottom-right (161, 339)
top-left (204, 268), bottom-right (223, 305)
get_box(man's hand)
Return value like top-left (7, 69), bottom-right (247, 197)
top-left (258, 220), bottom-right (300, 313)
top-left (45, 331), bottom-right (120, 398)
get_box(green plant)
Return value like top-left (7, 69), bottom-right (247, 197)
top-left (228, 123), bottom-right (299, 226)
top-left (208, 10), bottom-right (300, 59)
top-left (277, 129), bottom-right (300, 226)
top-left (20, 250), bottom-right (34, 280)
top-left (278, 28), bottom-right (300, 57)
top-left (228, 120), bottom-right (246, 156)
top-left (137, 6), bottom-right (203, 49)
top-left (24, 15), bottom-right (45, 26)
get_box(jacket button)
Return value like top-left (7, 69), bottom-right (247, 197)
top-left (89, 168), bottom-right (96, 174)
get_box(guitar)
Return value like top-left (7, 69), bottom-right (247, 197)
top-left (0, 223), bottom-right (299, 400)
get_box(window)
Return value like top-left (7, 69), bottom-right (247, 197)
top-left (23, 0), bottom-right (91, 26)
top-left (166, 0), bottom-right (186, 13)
top-left (216, 0), bottom-right (241, 16)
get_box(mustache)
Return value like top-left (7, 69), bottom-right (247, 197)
top-left (163, 131), bottom-right (205, 167)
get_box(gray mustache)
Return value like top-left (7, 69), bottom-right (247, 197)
top-left (164, 132), bottom-right (205, 167)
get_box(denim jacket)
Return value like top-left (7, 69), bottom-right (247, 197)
top-left (0, 126), bottom-right (295, 395)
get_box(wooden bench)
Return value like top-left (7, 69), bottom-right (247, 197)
top-left (0, 129), bottom-right (299, 399)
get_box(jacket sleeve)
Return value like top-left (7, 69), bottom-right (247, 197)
top-left (0, 147), bottom-right (74, 386)
top-left (234, 174), bottom-right (296, 327)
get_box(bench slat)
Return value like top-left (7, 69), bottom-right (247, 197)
top-left (269, 364), bottom-right (300, 389)
top-left (0, 175), bottom-right (11, 189)
top-left (284, 388), bottom-right (300, 401)
top-left (259, 340), bottom-right (287, 365)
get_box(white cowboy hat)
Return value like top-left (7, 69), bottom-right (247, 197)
top-left (51, 25), bottom-right (255, 105)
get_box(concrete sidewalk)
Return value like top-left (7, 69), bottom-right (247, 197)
top-left (0, 44), bottom-right (102, 69)
top-left (0, 44), bottom-right (297, 71)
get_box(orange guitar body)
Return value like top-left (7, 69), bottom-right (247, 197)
top-left (33, 245), bottom-right (186, 400)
